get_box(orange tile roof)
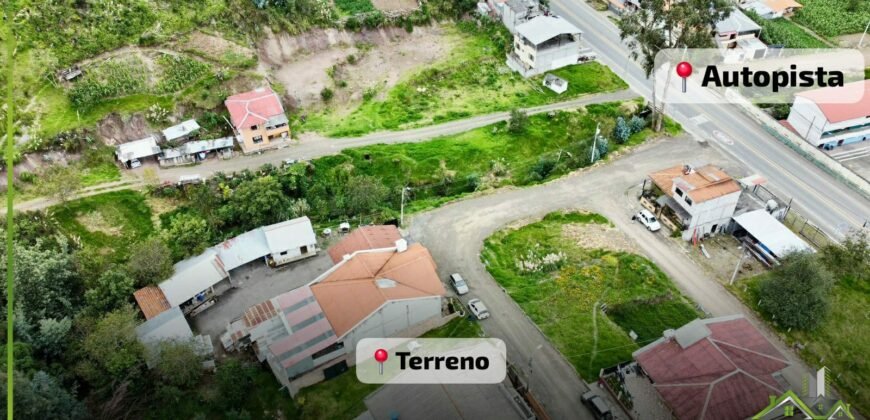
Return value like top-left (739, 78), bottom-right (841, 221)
top-left (763, 0), bottom-right (802, 13)
top-left (243, 299), bottom-right (279, 328)
top-left (649, 164), bottom-right (741, 203)
top-left (133, 286), bottom-right (171, 320)
top-left (327, 225), bottom-right (403, 263)
top-left (311, 243), bottom-right (445, 337)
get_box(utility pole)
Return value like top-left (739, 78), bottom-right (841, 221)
top-left (399, 186), bottom-right (411, 226)
top-left (590, 123), bottom-right (600, 164)
top-left (730, 249), bottom-right (748, 285)
top-left (859, 20), bottom-right (870, 48)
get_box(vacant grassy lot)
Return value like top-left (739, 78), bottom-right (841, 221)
top-left (730, 274), bottom-right (869, 414)
top-left (300, 22), bottom-right (628, 137)
top-left (482, 212), bottom-right (699, 380)
top-left (52, 190), bottom-right (154, 263)
top-left (792, 0), bottom-right (870, 37)
top-left (745, 11), bottom-right (830, 48)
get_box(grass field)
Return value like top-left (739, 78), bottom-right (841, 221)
top-left (300, 22), bottom-right (628, 137)
top-left (482, 212), bottom-right (699, 380)
top-left (52, 190), bottom-right (155, 263)
top-left (311, 100), bottom-right (673, 216)
top-left (745, 11), bottom-right (830, 48)
top-left (730, 274), bottom-right (869, 414)
top-left (792, 0), bottom-right (870, 37)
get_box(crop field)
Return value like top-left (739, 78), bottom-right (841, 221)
top-left (300, 21), bottom-right (628, 137)
top-left (482, 212), bottom-right (700, 380)
top-left (792, 0), bottom-right (870, 37)
top-left (745, 11), bottom-right (829, 48)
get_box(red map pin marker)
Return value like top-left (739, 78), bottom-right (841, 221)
top-left (676, 62), bottom-right (693, 93)
top-left (374, 348), bottom-right (388, 375)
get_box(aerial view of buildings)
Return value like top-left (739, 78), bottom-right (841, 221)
top-left (0, 0), bottom-right (868, 419)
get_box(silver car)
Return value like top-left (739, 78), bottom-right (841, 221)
top-left (468, 298), bottom-right (490, 320)
top-left (450, 273), bottom-right (469, 295)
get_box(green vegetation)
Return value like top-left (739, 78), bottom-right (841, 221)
top-left (729, 232), bottom-right (869, 414)
top-left (156, 100), bottom-right (667, 239)
top-left (154, 54), bottom-right (211, 94)
top-left (792, 0), bottom-right (870, 37)
top-left (334, 0), bottom-right (377, 14)
top-left (52, 190), bottom-right (155, 263)
top-left (302, 21), bottom-right (628, 137)
top-left (745, 11), bottom-right (829, 48)
top-left (482, 211), bottom-right (699, 379)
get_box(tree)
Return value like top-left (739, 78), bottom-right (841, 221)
top-left (153, 340), bottom-right (203, 389)
top-left (613, 117), bottom-right (631, 144)
top-left (34, 317), bottom-right (72, 360)
top-left (217, 359), bottom-right (255, 410)
top-left (162, 212), bottom-right (212, 260)
top-left (758, 252), bottom-right (833, 330)
top-left (126, 237), bottom-right (174, 286)
top-left (344, 175), bottom-right (388, 216)
top-left (820, 230), bottom-right (868, 285)
top-left (4, 240), bottom-right (81, 323)
top-left (78, 307), bottom-right (145, 387)
top-left (0, 371), bottom-right (88, 420)
top-left (38, 164), bottom-right (82, 204)
top-left (507, 109), bottom-right (529, 134)
top-left (223, 176), bottom-right (291, 229)
top-left (84, 269), bottom-right (136, 315)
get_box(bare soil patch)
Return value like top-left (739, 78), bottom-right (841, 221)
top-left (97, 113), bottom-right (153, 145)
top-left (258, 25), bottom-right (452, 110)
top-left (76, 211), bottom-right (123, 236)
top-left (561, 223), bottom-right (640, 253)
top-left (179, 31), bottom-right (256, 63)
top-left (371, 0), bottom-right (419, 12)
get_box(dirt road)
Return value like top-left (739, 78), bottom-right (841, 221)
top-left (408, 135), bottom-right (814, 419)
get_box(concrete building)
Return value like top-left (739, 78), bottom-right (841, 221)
top-left (159, 136), bottom-right (234, 167)
top-left (135, 306), bottom-right (214, 369)
top-left (221, 242), bottom-right (447, 395)
top-left (499, 0), bottom-right (541, 33)
top-left (225, 87), bottom-right (290, 154)
top-left (506, 15), bottom-right (584, 77)
top-left (785, 80), bottom-right (870, 149)
top-left (632, 315), bottom-right (790, 419)
top-left (115, 135), bottom-right (161, 168)
top-left (739, 0), bottom-right (802, 19)
top-left (133, 217), bottom-right (318, 319)
top-left (162, 119), bottom-right (201, 143)
top-left (714, 10), bottom-right (767, 61)
top-left (647, 164), bottom-right (742, 241)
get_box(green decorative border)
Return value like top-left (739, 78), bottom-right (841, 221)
top-left (4, 2), bottom-right (16, 418)
top-left (753, 390), bottom-right (854, 419)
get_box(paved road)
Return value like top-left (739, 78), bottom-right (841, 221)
top-left (550, 0), bottom-right (870, 239)
top-left (409, 136), bottom-right (815, 419)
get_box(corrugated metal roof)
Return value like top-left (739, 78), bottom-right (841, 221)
top-left (116, 135), bottom-right (161, 161)
top-left (159, 249), bottom-right (229, 307)
top-left (162, 119), bottom-right (200, 141)
top-left (214, 228), bottom-right (270, 271)
top-left (136, 306), bottom-right (193, 344)
top-left (715, 10), bottom-right (761, 34)
top-left (795, 80), bottom-right (870, 124)
top-left (262, 216), bottom-right (316, 254)
top-left (733, 209), bottom-right (812, 257)
top-left (515, 16), bottom-right (581, 45)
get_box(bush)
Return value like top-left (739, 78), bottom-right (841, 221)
top-left (321, 87), bottom-right (335, 102)
top-left (508, 109), bottom-right (529, 134)
top-left (628, 115), bottom-right (646, 134)
top-left (613, 117), bottom-right (630, 144)
top-left (758, 252), bottom-right (833, 330)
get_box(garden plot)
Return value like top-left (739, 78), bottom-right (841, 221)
top-left (482, 211), bottom-right (700, 380)
top-left (258, 24), bottom-right (451, 110)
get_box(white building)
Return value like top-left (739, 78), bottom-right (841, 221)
top-left (115, 135), bottom-right (161, 168)
top-left (499, 0), bottom-right (541, 33)
top-left (222, 241), bottom-right (447, 395)
top-left (786, 80), bottom-right (870, 149)
top-left (648, 164), bottom-right (743, 241)
top-left (714, 10), bottom-right (767, 61)
top-left (135, 306), bottom-right (214, 369)
top-left (162, 119), bottom-right (201, 143)
top-left (262, 217), bottom-right (318, 266)
top-left (506, 15), bottom-right (584, 78)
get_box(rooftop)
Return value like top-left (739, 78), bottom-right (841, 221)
top-left (133, 285), bottom-right (172, 319)
top-left (162, 119), bottom-right (200, 142)
top-left (515, 15), bottom-right (582, 45)
top-left (634, 315), bottom-right (789, 420)
top-left (327, 225), bottom-right (403, 263)
top-left (715, 10), bottom-right (761, 34)
top-left (649, 164), bottom-right (742, 203)
top-left (734, 209), bottom-right (813, 256)
top-left (115, 135), bottom-right (161, 161)
top-left (795, 80), bottom-right (870, 123)
top-left (225, 87), bottom-right (286, 129)
top-left (159, 249), bottom-right (229, 307)
top-left (311, 243), bottom-right (445, 337)
top-left (262, 217), bottom-right (317, 255)
top-left (764, 0), bottom-right (802, 13)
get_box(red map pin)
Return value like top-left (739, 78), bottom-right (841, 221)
top-left (676, 62), bottom-right (693, 93)
top-left (374, 348), bottom-right (388, 375)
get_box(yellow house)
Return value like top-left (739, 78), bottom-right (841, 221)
top-left (225, 87), bottom-right (290, 154)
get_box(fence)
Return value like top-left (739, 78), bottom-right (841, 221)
top-left (782, 210), bottom-right (836, 249)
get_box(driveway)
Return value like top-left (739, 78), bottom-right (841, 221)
top-left (192, 253), bottom-right (334, 341)
top-left (408, 135), bottom-right (815, 419)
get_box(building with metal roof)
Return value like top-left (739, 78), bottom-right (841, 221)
top-left (135, 306), bottom-right (214, 369)
top-left (786, 80), bottom-right (870, 148)
top-left (162, 119), bottom-right (201, 142)
top-left (733, 209), bottom-right (812, 260)
top-left (507, 15), bottom-right (585, 77)
top-left (115, 135), bottom-right (161, 167)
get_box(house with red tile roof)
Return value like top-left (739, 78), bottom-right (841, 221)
top-left (786, 80), bottom-right (870, 149)
top-left (646, 163), bottom-right (742, 241)
top-left (633, 315), bottom-right (790, 420)
top-left (224, 87), bottom-right (290, 154)
top-left (221, 241), bottom-right (448, 395)
top-left (327, 225), bottom-right (402, 263)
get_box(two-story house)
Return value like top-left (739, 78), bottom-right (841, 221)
top-left (714, 10), bottom-right (767, 61)
top-left (225, 87), bottom-right (290, 154)
top-left (785, 80), bottom-right (870, 149)
top-left (506, 15), bottom-right (584, 78)
top-left (647, 164), bottom-right (742, 241)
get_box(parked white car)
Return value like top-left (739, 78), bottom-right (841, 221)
top-left (129, 158), bottom-right (142, 169)
top-left (634, 209), bottom-right (662, 232)
top-left (449, 273), bottom-right (469, 295)
top-left (468, 298), bottom-right (490, 320)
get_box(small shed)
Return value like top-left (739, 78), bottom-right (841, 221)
top-left (135, 306), bottom-right (214, 369)
top-left (115, 135), bottom-right (161, 167)
top-left (263, 216), bottom-right (318, 266)
top-left (158, 249), bottom-right (230, 309)
top-left (543, 73), bottom-right (568, 94)
top-left (733, 209), bottom-right (812, 260)
top-left (162, 119), bottom-right (201, 143)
